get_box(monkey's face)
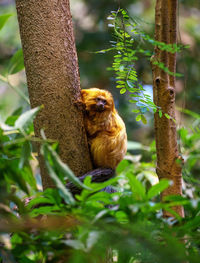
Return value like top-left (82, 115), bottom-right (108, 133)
top-left (81, 88), bottom-right (114, 113)
top-left (95, 97), bottom-right (107, 112)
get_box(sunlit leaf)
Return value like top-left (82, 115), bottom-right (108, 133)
top-left (19, 141), bottom-right (31, 169)
top-left (15, 106), bottom-right (42, 133)
top-left (127, 141), bottom-right (143, 150)
top-left (8, 49), bottom-right (25, 75)
top-left (64, 240), bottom-right (85, 250)
top-left (164, 113), bottom-right (171, 119)
top-left (115, 211), bottom-right (129, 223)
top-left (10, 171), bottom-right (29, 195)
top-left (136, 114), bottom-right (141, 121)
top-left (141, 115), bottom-right (147, 124)
top-left (0, 13), bottom-right (12, 31)
top-left (147, 179), bottom-right (171, 199)
top-left (45, 144), bottom-right (91, 191)
top-left (120, 88), bottom-right (126, 94)
top-left (21, 166), bottom-right (37, 192)
top-left (132, 109), bottom-right (140, 113)
top-left (86, 231), bottom-right (100, 251)
top-left (126, 80), bottom-right (134, 88)
top-left (26, 196), bottom-right (55, 209)
top-left (126, 173), bottom-right (146, 200)
top-left (41, 144), bottom-right (76, 205)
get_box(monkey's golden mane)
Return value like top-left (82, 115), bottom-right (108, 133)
top-left (81, 88), bottom-right (127, 169)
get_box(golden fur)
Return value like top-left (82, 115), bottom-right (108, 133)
top-left (81, 88), bottom-right (127, 169)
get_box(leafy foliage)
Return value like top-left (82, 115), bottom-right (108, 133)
top-left (0, 106), bottom-right (200, 263)
top-left (99, 9), bottom-right (156, 123)
top-left (7, 49), bottom-right (24, 75)
top-left (100, 9), bottom-right (187, 124)
top-left (0, 13), bottom-right (12, 31)
top-left (0, 4), bottom-right (200, 263)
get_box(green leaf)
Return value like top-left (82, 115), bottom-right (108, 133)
top-left (139, 99), bottom-right (147, 104)
top-left (9, 195), bottom-right (27, 215)
top-left (129, 93), bottom-right (140, 97)
top-left (116, 85), bottom-right (125, 88)
top-left (64, 240), bottom-right (85, 250)
top-left (116, 81), bottom-right (125, 84)
top-left (147, 179), bottom-right (171, 199)
top-left (176, 106), bottom-right (200, 119)
top-left (132, 109), bottom-right (140, 113)
top-left (164, 113), bottom-right (171, 119)
top-left (136, 114), bottom-right (142, 121)
top-left (163, 195), bottom-right (187, 202)
top-left (27, 197), bottom-right (51, 209)
top-left (15, 106), bottom-right (42, 133)
top-left (120, 88), bottom-right (126, 94)
top-left (107, 16), bottom-right (115, 20)
top-left (5, 110), bottom-right (22, 126)
top-left (30, 205), bottom-right (61, 217)
top-left (115, 211), bottom-right (129, 223)
top-left (11, 233), bottom-right (23, 246)
top-left (46, 144), bottom-right (91, 191)
top-left (83, 176), bottom-right (118, 193)
top-left (141, 115), bottom-right (147, 124)
top-left (8, 49), bottom-right (25, 75)
top-left (127, 141), bottom-right (143, 150)
top-left (19, 141), bottom-right (31, 169)
top-left (10, 172), bottom-right (30, 195)
top-left (44, 188), bottom-right (62, 205)
top-left (41, 144), bottom-right (76, 205)
top-left (180, 213), bottom-right (200, 231)
top-left (0, 13), bottom-right (12, 31)
top-left (159, 110), bottom-right (162, 118)
top-left (21, 166), bottom-right (37, 192)
top-left (92, 210), bottom-right (108, 223)
top-left (126, 173), bottom-right (146, 200)
top-left (126, 80), bottom-right (134, 88)
top-left (172, 118), bottom-right (176, 123)
top-left (129, 100), bottom-right (137, 103)
top-left (87, 191), bottom-right (112, 205)
top-left (86, 231), bottom-right (100, 250)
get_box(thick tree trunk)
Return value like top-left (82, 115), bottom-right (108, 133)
top-left (15, 0), bottom-right (93, 189)
top-left (151, 0), bottom-right (184, 217)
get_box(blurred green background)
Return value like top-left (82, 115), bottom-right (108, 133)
top-left (0, 0), bottom-right (200, 143)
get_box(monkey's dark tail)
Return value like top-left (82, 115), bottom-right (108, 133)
top-left (66, 168), bottom-right (116, 196)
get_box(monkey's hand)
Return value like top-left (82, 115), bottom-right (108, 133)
top-left (73, 99), bottom-right (86, 112)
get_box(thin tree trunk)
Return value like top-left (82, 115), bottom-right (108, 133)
top-left (151, 0), bottom-right (184, 217)
top-left (15, 0), bottom-right (93, 189)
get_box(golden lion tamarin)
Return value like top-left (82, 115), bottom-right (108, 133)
top-left (81, 88), bottom-right (127, 169)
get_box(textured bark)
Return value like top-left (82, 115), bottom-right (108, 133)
top-left (152, 0), bottom-right (184, 217)
top-left (15, 0), bottom-right (93, 189)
